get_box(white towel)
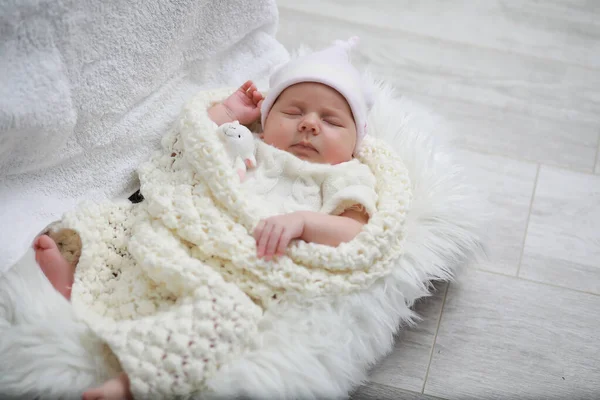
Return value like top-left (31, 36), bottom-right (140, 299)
top-left (0, 0), bottom-right (289, 273)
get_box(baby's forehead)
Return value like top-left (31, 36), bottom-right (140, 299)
top-left (276, 83), bottom-right (351, 111)
top-left (280, 82), bottom-right (335, 96)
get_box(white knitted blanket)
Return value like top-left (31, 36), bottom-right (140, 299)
top-left (52, 88), bottom-right (412, 398)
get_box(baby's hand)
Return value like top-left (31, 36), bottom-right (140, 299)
top-left (222, 80), bottom-right (264, 125)
top-left (253, 212), bottom-right (306, 260)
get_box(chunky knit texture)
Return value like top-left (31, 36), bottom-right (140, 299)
top-left (52, 88), bottom-right (412, 398)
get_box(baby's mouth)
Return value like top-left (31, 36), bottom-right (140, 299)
top-left (292, 142), bottom-right (317, 152)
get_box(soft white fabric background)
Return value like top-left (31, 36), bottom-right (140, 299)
top-left (0, 0), bottom-right (290, 273)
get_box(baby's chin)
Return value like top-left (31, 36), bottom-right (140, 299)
top-left (295, 153), bottom-right (318, 162)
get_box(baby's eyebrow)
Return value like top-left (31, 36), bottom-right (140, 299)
top-left (286, 99), bottom-right (306, 107)
top-left (321, 106), bottom-right (346, 116)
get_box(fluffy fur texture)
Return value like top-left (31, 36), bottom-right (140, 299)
top-left (0, 72), bottom-right (485, 399)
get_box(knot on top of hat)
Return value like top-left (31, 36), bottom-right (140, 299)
top-left (333, 36), bottom-right (360, 51)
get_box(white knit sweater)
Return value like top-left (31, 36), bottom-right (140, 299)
top-left (53, 88), bottom-right (412, 398)
top-left (242, 139), bottom-right (378, 217)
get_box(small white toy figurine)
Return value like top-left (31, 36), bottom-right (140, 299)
top-left (217, 121), bottom-right (257, 182)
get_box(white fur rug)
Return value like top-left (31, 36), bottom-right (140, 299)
top-left (0, 78), bottom-right (485, 400)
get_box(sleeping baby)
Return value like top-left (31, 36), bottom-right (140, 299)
top-left (33, 37), bottom-right (377, 399)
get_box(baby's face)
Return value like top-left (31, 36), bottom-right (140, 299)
top-left (262, 82), bottom-right (357, 164)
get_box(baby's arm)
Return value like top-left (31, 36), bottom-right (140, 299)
top-left (208, 102), bottom-right (237, 125)
top-left (300, 209), bottom-right (368, 247)
top-left (254, 210), bottom-right (368, 259)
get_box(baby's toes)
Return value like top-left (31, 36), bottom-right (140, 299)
top-left (34, 234), bottom-right (57, 252)
top-left (82, 387), bottom-right (104, 400)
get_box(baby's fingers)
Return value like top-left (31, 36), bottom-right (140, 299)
top-left (264, 225), bottom-right (284, 260)
top-left (244, 82), bottom-right (257, 99)
top-left (276, 229), bottom-right (292, 256)
top-left (253, 220), bottom-right (266, 243)
top-left (256, 221), bottom-right (274, 258)
top-left (240, 80), bottom-right (253, 93)
top-left (252, 90), bottom-right (263, 105)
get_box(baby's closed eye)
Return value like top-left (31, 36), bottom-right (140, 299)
top-left (281, 107), bottom-right (302, 115)
top-left (323, 117), bottom-right (343, 127)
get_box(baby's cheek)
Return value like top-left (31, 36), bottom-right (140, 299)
top-left (275, 124), bottom-right (294, 147)
top-left (277, 122), bottom-right (286, 136)
top-left (321, 148), bottom-right (344, 164)
top-left (324, 137), bottom-right (354, 163)
top-left (263, 127), bottom-right (284, 148)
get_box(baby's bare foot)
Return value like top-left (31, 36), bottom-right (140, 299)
top-left (82, 373), bottom-right (132, 400)
top-left (34, 234), bottom-right (74, 300)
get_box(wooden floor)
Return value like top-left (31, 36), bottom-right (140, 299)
top-left (275, 1), bottom-right (600, 399)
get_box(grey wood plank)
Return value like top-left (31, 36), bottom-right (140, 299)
top-left (274, 4), bottom-right (600, 399)
top-left (595, 141), bottom-right (600, 174)
top-left (453, 150), bottom-right (537, 276)
top-left (275, 7), bottom-right (600, 171)
top-left (277, 0), bottom-right (600, 68)
top-left (367, 283), bottom-right (446, 392)
top-left (411, 96), bottom-right (597, 173)
top-left (351, 382), bottom-right (444, 400)
top-left (424, 269), bottom-right (600, 399)
top-left (519, 166), bottom-right (600, 294)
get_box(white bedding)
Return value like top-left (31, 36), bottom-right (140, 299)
top-left (0, 73), bottom-right (486, 399)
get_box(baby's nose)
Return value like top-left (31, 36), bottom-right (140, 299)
top-left (299, 115), bottom-right (319, 134)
